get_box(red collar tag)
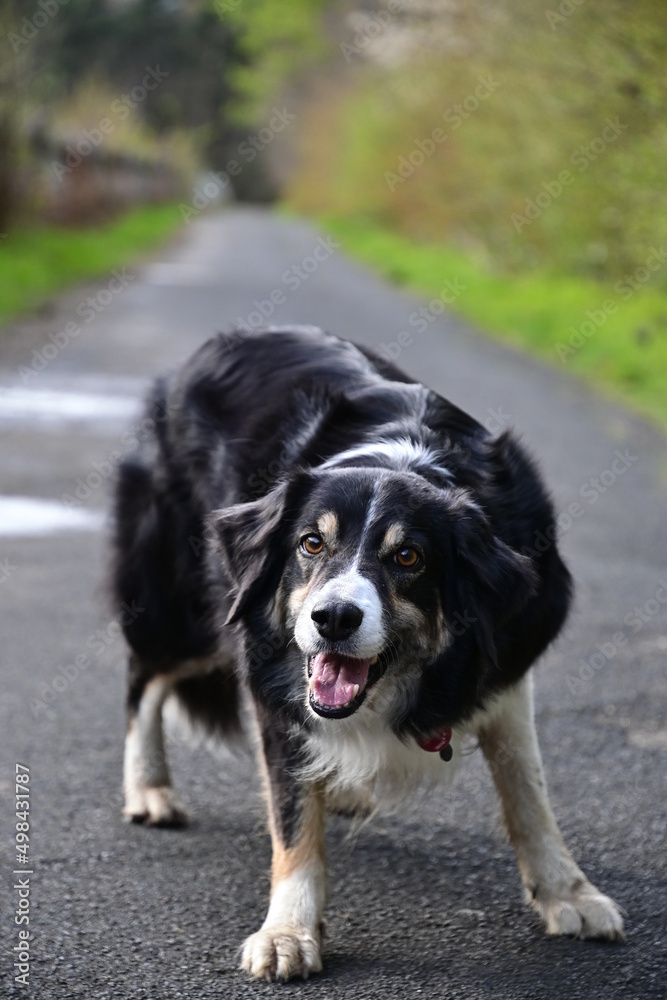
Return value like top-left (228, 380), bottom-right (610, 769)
top-left (416, 727), bottom-right (452, 754)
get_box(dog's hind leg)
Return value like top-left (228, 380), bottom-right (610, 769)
top-left (123, 657), bottom-right (187, 827)
top-left (476, 674), bottom-right (624, 941)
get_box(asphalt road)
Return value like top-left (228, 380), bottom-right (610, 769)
top-left (1, 208), bottom-right (666, 1000)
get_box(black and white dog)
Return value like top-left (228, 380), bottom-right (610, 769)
top-left (112, 326), bottom-right (623, 982)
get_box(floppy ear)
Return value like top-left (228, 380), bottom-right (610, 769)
top-left (210, 474), bottom-right (312, 626)
top-left (447, 497), bottom-right (538, 668)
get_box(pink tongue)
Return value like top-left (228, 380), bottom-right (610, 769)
top-left (310, 653), bottom-right (371, 708)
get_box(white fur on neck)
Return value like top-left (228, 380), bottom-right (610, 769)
top-left (302, 679), bottom-right (461, 812)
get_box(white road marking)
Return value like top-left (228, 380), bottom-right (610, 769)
top-left (0, 387), bottom-right (139, 424)
top-left (0, 496), bottom-right (104, 536)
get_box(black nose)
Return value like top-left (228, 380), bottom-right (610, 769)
top-left (311, 601), bottom-right (364, 641)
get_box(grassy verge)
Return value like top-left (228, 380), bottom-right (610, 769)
top-left (323, 216), bottom-right (667, 432)
top-left (0, 203), bottom-right (184, 326)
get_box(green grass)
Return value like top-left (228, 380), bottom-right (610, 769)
top-left (0, 203), bottom-right (184, 326)
top-left (323, 216), bottom-right (667, 431)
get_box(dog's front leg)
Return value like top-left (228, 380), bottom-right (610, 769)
top-left (241, 714), bottom-right (325, 982)
top-left (476, 675), bottom-right (624, 940)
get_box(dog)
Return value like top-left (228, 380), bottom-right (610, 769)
top-left (112, 325), bottom-right (624, 982)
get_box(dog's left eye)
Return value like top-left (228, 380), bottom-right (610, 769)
top-left (394, 547), bottom-right (421, 569)
top-left (300, 534), bottom-right (324, 556)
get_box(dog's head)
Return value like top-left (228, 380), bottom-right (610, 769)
top-left (212, 468), bottom-right (536, 728)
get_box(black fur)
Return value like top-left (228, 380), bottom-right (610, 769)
top-left (113, 324), bottom-right (571, 745)
top-left (113, 328), bottom-right (632, 978)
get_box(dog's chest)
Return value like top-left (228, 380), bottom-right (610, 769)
top-left (303, 712), bottom-right (461, 809)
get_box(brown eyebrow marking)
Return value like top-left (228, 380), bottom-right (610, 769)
top-left (378, 522), bottom-right (407, 558)
top-left (316, 511), bottom-right (339, 544)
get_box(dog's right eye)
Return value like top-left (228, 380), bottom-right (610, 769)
top-left (300, 534), bottom-right (324, 556)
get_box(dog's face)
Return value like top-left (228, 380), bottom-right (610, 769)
top-left (287, 470), bottom-right (450, 720)
top-left (213, 468), bottom-right (536, 728)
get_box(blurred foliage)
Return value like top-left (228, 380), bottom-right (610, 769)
top-left (219, 0), bottom-right (333, 125)
top-left (286, 0), bottom-right (667, 288)
top-left (0, 0), bottom-right (49, 229)
top-left (0, 202), bottom-right (184, 324)
top-left (54, 0), bottom-right (238, 170)
top-left (0, 0), bottom-right (278, 229)
top-left (49, 77), bottom-right (199, 174)
top-left (325, 215), bottom-right (667, 429)
top-left (2, 0), bottom-right (666, 432)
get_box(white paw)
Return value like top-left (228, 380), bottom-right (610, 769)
top-left (123, 785), bottom-right (188, 827)
top-left (533, 881), bottom-right (625, 941)
top-left (240, 925), bottom-right (322, 982)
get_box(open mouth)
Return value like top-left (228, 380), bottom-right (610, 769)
top-left (308, 651), bottom-right (385, 719)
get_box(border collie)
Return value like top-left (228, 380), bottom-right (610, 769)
top-left (112, 326), bottom-right (623, 981)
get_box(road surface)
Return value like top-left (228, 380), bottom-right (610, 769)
top-left (1, 208), bottom-right (666, 999)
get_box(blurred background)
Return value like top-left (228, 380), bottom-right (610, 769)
top-left (0, 0), bottom-right (665, 424)
top-left (2, 7), bottom-right (666, 996)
